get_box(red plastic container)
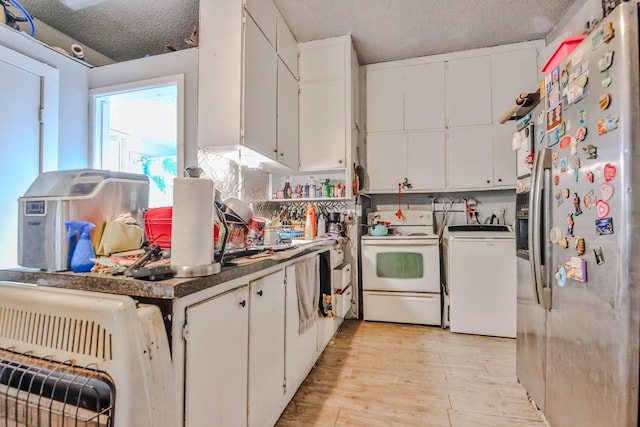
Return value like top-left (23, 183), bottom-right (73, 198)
top-left (542, 35), bottom-right (587, 73)
top-left (144, 207), bottom-right (173, 249)
top-left (144, 207), bottom-right (219, 250)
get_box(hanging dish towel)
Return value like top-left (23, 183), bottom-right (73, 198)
top-left (295, 257), bottom-right (320, 334)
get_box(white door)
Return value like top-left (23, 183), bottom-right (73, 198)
top-left (248, 270), bottom-right (286, 427)
top-left (446, 56), bottom-right (492, 127)
top-left (404, 62), bottom-right (446, 130)
top-left (366, 132), bottom-right (407, 192)
top-left (184, 286), bottom-right (249, 427)
top-left (277, 59), bottom-right (299, 169)
top-left (361, 241), bottom-right (440, 292)
top-left (0, 58), bottom-right (41, 268)
top-left (492, 124), bottom-right (517, 187)
top-left (407, 131), bottom-right (446, 191)
top-left (446, 126), bottom-right (494, 189)
top-left (244, 15), bottom-right (278, 160)
top-left (299, 79), bottom-right (345, 170)
top-left (366, 67), bottom-right (404, 132)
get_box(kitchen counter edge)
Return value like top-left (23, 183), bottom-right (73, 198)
top-left (0, 243), bottom-right (338, 300)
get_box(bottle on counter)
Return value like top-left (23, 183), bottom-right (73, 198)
top-left (283, 179), bottom-right (292, 199)
top-left (304, 204), bottom-right (316, 240)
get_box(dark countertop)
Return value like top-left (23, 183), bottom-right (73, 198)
top-left (0, 243), bottom-right (335, 300)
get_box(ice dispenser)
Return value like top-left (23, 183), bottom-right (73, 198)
top-left (18, 169), bottom-right (149, 271)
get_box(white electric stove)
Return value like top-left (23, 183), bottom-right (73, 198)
top-left (361, 210), bottom-right (441, 325)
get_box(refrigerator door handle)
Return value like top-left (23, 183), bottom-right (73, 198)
top-left (541, 162), bottom-right (553, 310)
top-left (531, 148), bottom-right (553, 310)
top-left (529, 150), bottom-right (543, 305)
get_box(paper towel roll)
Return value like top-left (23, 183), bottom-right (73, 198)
top-left (171, 177), bottom-right (214, 267)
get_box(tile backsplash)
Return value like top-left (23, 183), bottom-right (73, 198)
top-left (197, 149), bottom-right (269, 201)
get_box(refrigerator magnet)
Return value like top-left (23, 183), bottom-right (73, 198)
top-left (537, 128), bottom-right (546, 143)
top-left (594, 247), bottom-right (605, 265)
top-left (563, 188), bottom-right (571, 199)
top-left (575, 237), bottom-right (586, 256)
top-left (583, 190), bottom-right (597, 209)
top-left (573, 158), bottom-right (581, 181)
top-left (596, 200), bottom-right (611, 219)
top-left (573, 193), bottom-right (583, 216)
top-left (583, 144), bottom-right (597, 159)
top-left (600, 183), bottom-right (614, 201)
top-left (547, 128), bottom-right (560, 147)
top-left (555, 265), bottom-right (567, 287)
top-left (598, 93), bottom-right (611, 109)
top-left (603, 22), bottom-right (615, 43)
top-left (552, 152), bottom-right (559, 168)
top-left (555, 189), bottom-right (564, 206)
top-left (566, 257), bottom-right (587, 283)
top-left (601, 73), bottom-right (612, 87)
top-left (559, 237), bottom-right (569, 249)
top-left (554, 175), bottom-right (561, 186)
top-left (560, 157), bottom-right (568, 174)
top-left (550, 227), bottom-right (563, 244)
top-left (595, 217), bottom-right (614, 235)
top-left (592, 30), bottom-right (604, 50)
top-left (578, 109), bottom-right (586, 125)
top-left (567, 214), bottom-right (574, 236)
top-left (603, 163), bottom-right (617, 182)
top-left (598, 51), bottom-right (614, 72)
top-left (586, 171), bottom-right (595, 183)
top-left (575, 126), bottom-right (587, 142)
top-left (559, 135), bottom-right (573, 150)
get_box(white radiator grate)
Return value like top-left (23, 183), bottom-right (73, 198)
top-left (0, 309), bottom-right (112, 361)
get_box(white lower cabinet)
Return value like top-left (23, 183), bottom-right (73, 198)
top-left (248, 270), bottom-right (286, 427)
top-left (284, 264), bottom-right (318, 403)
top-left (184, 286), bottom-right (249, 427)
top-left (182, 258), bottom-right (343, 427)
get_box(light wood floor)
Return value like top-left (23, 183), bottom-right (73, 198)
top-left (277, 320), bottom-right (547, 427)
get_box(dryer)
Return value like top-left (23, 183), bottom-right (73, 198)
top-left (442, 224), bottom-right (516, 338)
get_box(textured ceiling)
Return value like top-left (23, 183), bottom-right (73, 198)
top-left (15, 0), bottom-right (575, 65)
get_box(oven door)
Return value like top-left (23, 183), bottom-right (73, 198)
top-left (361, 240), bottom-right (440, 293)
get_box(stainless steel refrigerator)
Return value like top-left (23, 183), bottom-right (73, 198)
top-left (515, 3), bottom-right (640, 426)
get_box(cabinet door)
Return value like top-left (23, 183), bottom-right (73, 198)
top-left (366, 67), bottom-right (404, 132)
top-left (299, 79), bottom-right (346, 170)
top-left (492, 124), bottom-right (516, 187)
top-left (277, 59), bottom-right (299, 169)
top-left (248, 270), bottom-right (286, 427)
top-left (491, 48), bottom-right (539, 123)
top-left (284, 264), bottom-right (317, 402)
top-left (366, 133), bottom-right (407, 192)
top-left (405, 62), bottom-right (446, 130)
top-left (244, 0), bottom-right (277, 48)
top-left (407, 131), bottom-right (446, 191)
top-left (299, 42), bottom-right (345, 82)
top-left (276, 11), bottom-right (298, 77)
top-left (244, 15), bottom-right (278, 160)
top-left (446, 126), bottom-right (494, 189)
top-left (184, 286), bottom-right (249, 427)
top-left (446, 56), bottom-right (492, 127)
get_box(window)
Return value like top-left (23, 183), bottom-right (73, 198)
top-left (91, 75), bottom-right (184, 207)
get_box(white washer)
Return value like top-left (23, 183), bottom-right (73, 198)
top-left (442, 225), bottom-right (516, 338)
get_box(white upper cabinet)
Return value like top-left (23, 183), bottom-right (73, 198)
top-left (299, 78), bottom-right (346, 170)
top-left (490, 49), bottom-right (539, 123)
top-left (299, 42), bottom-right (345, 82)
top-left (446, 126), bottom-right (494, 190)
top-left (276, 9), bottom-right (298, 77)
top-left (277, 59), bottom-right (299, 169)
top-left (407, 131), bottom-right (446, 191)
top-left (366, 67), bottom-right (404, 132)
top-left (244, 15), bottom-right (278, 161)
top-left (298, 36), bottom-right (356, 175)
top-left (244, 0), bottom-right (277, 48)
top-left (445, 55), bottom-right (492, 127)
top-left (404, 63), bottom-right (446, 130)
top-left (366, 133), bottom-right (407, 191)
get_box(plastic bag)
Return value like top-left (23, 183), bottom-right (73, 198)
top-left (97, 213), bottom-right (144, 255)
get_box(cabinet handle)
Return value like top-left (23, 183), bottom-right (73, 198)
top-left (486, 180), bottom-right (491, 184)
top-left (257, 290), bottom-right (264, 296)
top-left (239, 300), bottom-right (246, 307)
top-left (338, 160), bottom-right (343, 164)
top-left (280, 153), bottom-right (284, 157)
top-left (498, 178), bottom-right (502, 182)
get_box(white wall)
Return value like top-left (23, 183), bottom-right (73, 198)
top-left (0, 25), bottom-right (90, 170)
top-left (89, 48), bottom-right (199, 168)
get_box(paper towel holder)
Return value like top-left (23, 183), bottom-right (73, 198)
top-left (172, 262), bottom-right (221, 277)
